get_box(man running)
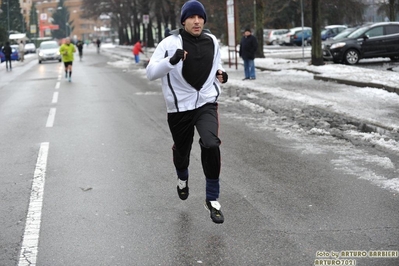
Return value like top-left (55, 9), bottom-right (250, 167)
top-left (59, 38), bottom-right (76, 82)
top-left (146, 0), bottom-right (228, 224)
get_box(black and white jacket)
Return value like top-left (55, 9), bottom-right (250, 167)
top-left (146, 29), bottom-right (224, 113)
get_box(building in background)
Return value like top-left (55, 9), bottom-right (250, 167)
top-left (18, 0), bottom-right (111, 42)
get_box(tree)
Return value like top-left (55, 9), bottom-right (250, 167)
top-left (254, 0), bottom-right (265, 58)
top-left (51, 0), bottom-right (72, 39)
top-left (27, 4), bottom-right (38, 39)
top-left (0, 0), bottom-right (25, 36)
top-left (388, 0), bottom-right (396, 21)
top-left (311, 0), bottom-right (323, 66)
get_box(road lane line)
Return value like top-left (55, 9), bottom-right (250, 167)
top-left (18, 142), bottom-right (50, 266)
top-left (55, 81), bottom-right (60, 89)
top-left (46, 108), bottom-right (56, 127)
top-left (51, 92), bottom-right (59, 104)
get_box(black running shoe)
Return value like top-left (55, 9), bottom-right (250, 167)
top-left (177, 179), bottom-right (189, 200)
top-left (205, 201), bottom-right (224, 224)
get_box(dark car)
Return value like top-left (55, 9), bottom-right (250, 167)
top-left (321, 25), bottom-right (347, 40)
top-left (321, 27), bottom-right (359, 50)
top-left (0, 45), bottom-right (19, 62)
top-left (290, 29), bottom-right (312, 46)
top-left (323, 22), bottom-right (399, 65)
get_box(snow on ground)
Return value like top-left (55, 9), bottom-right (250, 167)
top-left (105, 45), bottom-right (399, 193)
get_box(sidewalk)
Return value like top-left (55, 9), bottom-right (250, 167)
top-left (251, 57), bottom-right (399, 95)
top-left (108, 44), bottom-right (399, 94)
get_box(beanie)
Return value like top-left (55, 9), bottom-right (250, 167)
top-left (180, 0), bottom-right (207, 24)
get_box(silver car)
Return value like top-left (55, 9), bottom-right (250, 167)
top-left (264, 29), bottom-right (289, 45)
top-left (38, 41), bottom-right (61, 64)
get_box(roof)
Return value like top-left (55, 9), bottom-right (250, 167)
top-left (9, 33), bottom-right (29, 41)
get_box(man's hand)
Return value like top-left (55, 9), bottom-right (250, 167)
top-left (169, 49), bottom-right (186, 65)
top-left (216, 70), bottom-right (228, 83)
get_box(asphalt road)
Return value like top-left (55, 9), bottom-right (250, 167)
top-left (1, 46), bottom-right (398, 266)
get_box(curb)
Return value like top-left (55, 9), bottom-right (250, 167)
top-left (313, 75), bottom-right (399, 95)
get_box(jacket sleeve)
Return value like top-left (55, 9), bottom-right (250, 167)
top-left (146, 41), bottom-right (175, 81)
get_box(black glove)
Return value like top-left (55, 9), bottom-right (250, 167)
top-left (216, 70), bottom-right (228, 83)
top-left (169, 49), bottom-right (185, 65)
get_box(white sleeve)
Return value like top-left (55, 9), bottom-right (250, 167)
top-left (146, 42), bottom-right (175, 81)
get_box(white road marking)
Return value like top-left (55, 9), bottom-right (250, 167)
top-left (51, 92), bottom-right (59, 104)
top-left (45, 108), bottom-right (56, 127)
top-left (55, 81), bottom-right (60, 89)
top-left (18, 142), bottom-right (50, 266)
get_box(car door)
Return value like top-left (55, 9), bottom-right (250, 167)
top-left (361, 26), bottom-right (385, 58)
top-left (383, 24), bottom-right (399, 55)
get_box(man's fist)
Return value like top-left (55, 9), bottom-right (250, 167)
top-left (216, 70), bottom-right (228, 83)
top-left (169, 49), bottom-right (185, 65)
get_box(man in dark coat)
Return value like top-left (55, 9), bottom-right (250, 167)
top-left (2, 42), bottom-right (13, 71)
top-left (239, 28), bottom-right (258, 80)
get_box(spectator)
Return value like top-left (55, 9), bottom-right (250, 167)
top-left (239, 28), bottom-right (258, 80)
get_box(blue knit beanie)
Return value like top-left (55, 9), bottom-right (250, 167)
top-left (180, 0), bottom-right (207, 24)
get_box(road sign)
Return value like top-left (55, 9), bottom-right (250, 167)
top-left (40, 13), bottom-right (47, 21)
top-left (143, 14), bottom-right (149, 25)
top-left (30, 24), bottom-right (37, 34)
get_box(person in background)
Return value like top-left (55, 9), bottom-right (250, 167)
top-left (132, 40), bottom-right (144, 64)
top-left (18, 41), bottom-right (25, 62)
top-left (2, 42), bottom-right (12, 71)
top-left (96, 39), bottom-right (101, 53)
top-left (76, 39), bottom-right (84, 61)
top-left (59, 38), bottom-right (76, 82)
top-left (146, 0), bottom-right (228, 224)
top-left (239, 28), bottom-right (258, 80)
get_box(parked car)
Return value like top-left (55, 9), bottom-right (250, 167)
top-left (321, 25), bottom-right (347, 40)
top-left (264, 29), bottom-right (289, 45)
top-left (309, 25), bottom-right (349, 45)
top-left (321, 27), bottom-right (359, 50)
top-left (290, 29), bottom-right (312, 46)
top-left (24, 43), bottom-right (36, 54)
top-left (323, 22), bottom-right (399, 65)
top-left (0, 45), bottom-right (19, 62)
top-left (281, 27), bottom-right (312, 45)
top-left (38, 41), bottom-right (61, 64)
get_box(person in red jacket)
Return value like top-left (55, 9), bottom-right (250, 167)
top-left (132, 40), bottom-right (144, 63)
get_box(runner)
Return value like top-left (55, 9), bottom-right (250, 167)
top-left (59, 38), bottom-right (76, 82)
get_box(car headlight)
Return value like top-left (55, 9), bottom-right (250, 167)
top-left (56, 51), bottom-right (60, 55)
top-left (330, 42), bottom-right (346, 50)
top-left (39, 52), bottom-right (44, 56)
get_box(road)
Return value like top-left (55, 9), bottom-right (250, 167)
top-left (1, 46), bottom-right (398, 266)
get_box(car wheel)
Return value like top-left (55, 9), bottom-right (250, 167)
top-left (344, 49), bottom-right (359, 65)
top-left (390, 55), bottom-right (399, 61)
top-left (271, 40), bottom-right (276, 45)
top-left (39, 60), bottom-right (42, 64)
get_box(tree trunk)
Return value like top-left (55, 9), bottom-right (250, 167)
top-left (255, 0), bottom-right (265, 58)
top-left (311, 0), bottom-right (323, 66)
top-left (389, 0), bottom-right (395, 22)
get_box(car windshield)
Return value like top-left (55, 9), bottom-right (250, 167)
top-left (321, 29), bottom-right (329, 35)
top-left (333, 28), bottom-right (355, 40)
top-left (41, 43), bottom-right (58, 49)
top-left (347, 26), bottom-right (370, 38)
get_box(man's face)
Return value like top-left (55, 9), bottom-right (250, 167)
top-left (183, 15), bottom-right (204, 37)
top-left (244, 31), bottom-right (251, 37)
